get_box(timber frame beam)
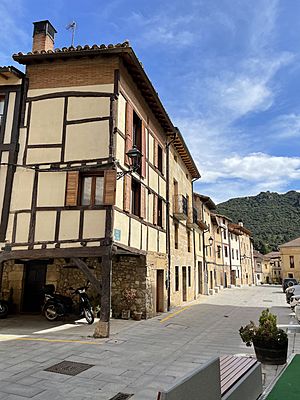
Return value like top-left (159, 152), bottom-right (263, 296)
top-left (71, 257), bottom-right (101, 295)
top-left (0, 245), bottom-right (110, 263)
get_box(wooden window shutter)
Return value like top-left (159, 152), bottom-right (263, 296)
top-left (153, 139), bottom-right (158, 168)
top-left (65, 171), bottom-right (79, 206)
top-left (125, 102), bottom-right (133, 165)
top-left (103, 170), bottom-right (117, 205)
top-left (140, 186), bottom-right (147, 219)
top-left (141, 121), bottom-right (146, 178)
top-left (153, 194), bottom-right (158, 225)
top-left (123, 174), bottom-right (131, 212)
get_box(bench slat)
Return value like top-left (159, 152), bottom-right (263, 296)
top-left (220, 357), bottom-right (257, 395)
top-left (220, 357), bottom-right (256, 383)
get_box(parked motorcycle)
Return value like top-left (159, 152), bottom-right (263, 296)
top-left (42, 283), bottom-right (94, 324)
top-left (0, 299), bottom-right (8, 319)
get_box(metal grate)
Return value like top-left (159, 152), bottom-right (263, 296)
top-left (109, 394), bottom-right (134, 400)
top-left (44, 360), bottom-right (94, 376)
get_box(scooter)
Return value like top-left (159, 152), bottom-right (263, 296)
top-left (42, 283), bottom-right (94, 324)
top-left (0, 299), bottom-right (8, 319)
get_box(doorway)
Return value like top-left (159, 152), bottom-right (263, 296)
top-left (198, 261), bottom-right (202, 294)
top-left (22, 261), bottom-right (47, 312)
top-left (210, 271), bottom-right (213, 289)
top-left (156, 270), bottom-right (164, 312)
top-left (224, 272), bottom-right (228, 288)
top-left (182, 267), bottom-right (187, 301)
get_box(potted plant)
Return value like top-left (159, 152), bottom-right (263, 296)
top-left (133, 305), bottom-right (143, 321)
top-left (239, 309), bottom-right (288, 365)
top-left (121, 288), bottom-right (137, 319)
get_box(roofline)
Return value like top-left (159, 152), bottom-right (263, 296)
top-left (214, 213), bottom-right (233, 222)
top-left (13, 45), bottom-right (200, 179)
top-left (0, 66), bottom-right (24, 78)
top-left (194, 192), bottom-right (216, 210)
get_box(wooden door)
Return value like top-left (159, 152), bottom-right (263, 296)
top-left (156, 270), bottom-right (164, 312)
top-left (22, 262), bottom-right (47, 312)
top-left (198, 261), bottom-right (203, 294)
top-left (182, 267), bottom-right (187, 302)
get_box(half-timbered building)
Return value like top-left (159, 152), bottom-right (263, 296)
top-left (0, 20), bottom-right (200, 337)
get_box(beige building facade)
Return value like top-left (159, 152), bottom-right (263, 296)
top-left (280, 237), bottom-right (300, 282)
top-left (0, 20), bottom-right (201, 336)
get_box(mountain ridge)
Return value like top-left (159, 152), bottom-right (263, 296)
top-left (216, 190), bottom-right (300, 254)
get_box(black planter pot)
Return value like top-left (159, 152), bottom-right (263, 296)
top-left (254, 343), bottom-right (288, 365)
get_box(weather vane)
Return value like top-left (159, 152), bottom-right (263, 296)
top-left (66, 21), bottom-right (77, 47)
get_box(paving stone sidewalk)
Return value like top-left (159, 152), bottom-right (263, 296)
top-left (0, 285), bottom-right (295, 399)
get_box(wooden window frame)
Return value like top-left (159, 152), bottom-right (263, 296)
top-left (157, 197), bottom-right (163, 228)
top-left (187, 230), bottom-right (191, 252)
top-left (80, 172), bottom-right (104, 206)
top-left (131, 178), bottom-right (141, 217)
top-left (157, 144), bottom-right (163, 174)
top-left (290, 255), bottom-right (295, 269)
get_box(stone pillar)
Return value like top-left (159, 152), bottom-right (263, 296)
top-left (94, 253), bottom-right (112, 338)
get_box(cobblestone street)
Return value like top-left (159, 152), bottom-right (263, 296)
top-left (0, 285), bottom-right (293, 399)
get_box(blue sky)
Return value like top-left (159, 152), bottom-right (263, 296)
top-left (1, 0), bottom-right (300, 203)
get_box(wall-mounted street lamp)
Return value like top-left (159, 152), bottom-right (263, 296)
top-left (117, 145), bottom-right (142, 180)
top-left (205, 236), bottom-right (214, 248)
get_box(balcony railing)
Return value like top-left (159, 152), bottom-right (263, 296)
top-left (173, 194), bottom-right (188, 220)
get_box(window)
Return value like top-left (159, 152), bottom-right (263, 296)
top-left (131, 179), bottom-right (141, 217)
top-left (187, 231), bottom-right (191, 252)
top-left (223, 229), bottom-right (227, 240)
top-left (232, 249), bottom-right (234, 259)
top-left (0, 94), bottom-right (5, 127)
top-left (288, 273), bottom-right (294, 278)
top-left (188, 266), bottom-right (191, 287)
top-left (81, 175), bottom-right (104, 206)
top-left (133, 111), bottom-right (142, 149)
top-left (174, 223), bottom-right (179, 249)
top-left (199, 232), bottom-right (202, 251)
top-left (157, 144), bottom-right (163, 174)
top-left (217, 246), bottom-right (221, 259)
top-left (290, 256), bottom-right (295, 269)
top-left (224, 246), bottom-right (228, 258)
top-left (175, 266), bottom-right (179, 291)
top-left (217, 228), bottom-right (220, 234)
top-left (236, 250), bottom-right (239, 259)
top-left (157, 198), bottom-right (163, 228)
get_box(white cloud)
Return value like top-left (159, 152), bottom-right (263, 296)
top-left (128, 12), bottom-right (196, 47)
top-left (271, 114), bottom-right (300, 138)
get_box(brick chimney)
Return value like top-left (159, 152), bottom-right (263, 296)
top-left (32, 20), bottom-right (57, 52)
top-left (238, 220), bottom-right (244, 227)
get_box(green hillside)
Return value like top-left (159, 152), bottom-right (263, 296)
top-left (217, 190), bottom-right (300, 254)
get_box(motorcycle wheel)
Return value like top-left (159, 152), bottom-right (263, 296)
top-left (44, 304), bottom-right (59, 321)
top-left (84, 308), bottom-right (94, 324)
top-left (0, 303), bottom-right (8, 319)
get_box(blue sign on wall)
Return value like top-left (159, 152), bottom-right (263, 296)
top-left (114, 229), bottom-right (121, 241)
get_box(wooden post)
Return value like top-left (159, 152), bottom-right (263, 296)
top-left (93, 252), bottom-right (112, 338)
top-left (0, 261), bottom-right (3, 295)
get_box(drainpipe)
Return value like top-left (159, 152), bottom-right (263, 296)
top-left (165, 133), bottom-right (176, 311)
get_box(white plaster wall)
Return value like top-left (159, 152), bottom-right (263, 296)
top-left (130, 218), bottom-right (141, 249)
top-left (82, 210), bottom-right (105, 239)
top-left (114, 210), bottom-right (129, 246)
top-left (142, 224), bottom-right (147, 251)
top-left (26, 148), bottom-right (62, 164)
top-left (65, 120), bottom-right (109, 161)
top-left (15, 213), bottom-right (31, 242)
top-left (148, 227), bottom-right (157, 252)
top-left (10, 169), bottom-right (35, 211)
top-left (67, 97), bottom-right (110, 120)
top-left (3, 92), bottom-right (16, 144)
top-left (59, 210), bottom-right (80, 240)
top-left (37, 172), bottom-right (66, 207)
top-left (27, 84), bottom-right (114, 98)
top-left (117, 93), bottom-right (126, 134)
top-left (29, 98), bottom-right (64, 144)
top-left (35, 211), bottom-right (56, 241)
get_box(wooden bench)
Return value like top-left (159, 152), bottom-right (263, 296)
top-left (156, 356), bottom-right (262, 400)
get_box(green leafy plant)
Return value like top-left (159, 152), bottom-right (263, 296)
top-left (239, 309), bottom-right (288, 349)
